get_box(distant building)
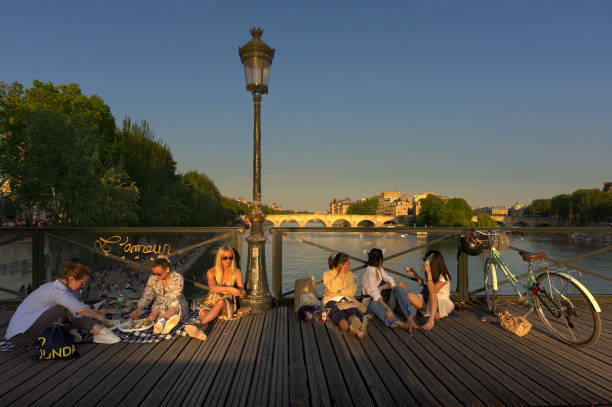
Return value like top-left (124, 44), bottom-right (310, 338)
top-left (475, 206), bottom-right (508, 216)
top-left (604, 182), bottom-right (612, 194)
top-left (328, 197), bottom-right (352, 215)
top-left (508, 202), bottom-right (525, 217)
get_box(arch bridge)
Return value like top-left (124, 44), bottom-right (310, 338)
top-left (241, 213), bottom-right (398, 228)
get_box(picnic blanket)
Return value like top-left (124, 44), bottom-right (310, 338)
top-left (0, 309), bottom-right (200, 351)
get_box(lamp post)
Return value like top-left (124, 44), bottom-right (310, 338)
top-left (238, 27), bottom-right (275, 312)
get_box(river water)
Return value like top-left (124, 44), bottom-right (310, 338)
top-left (1, 226), bottom-right (610, 300)
top-left (235, 223), bottom-right (612, 298)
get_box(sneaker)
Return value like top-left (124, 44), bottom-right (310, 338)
top-left (93, 327), bottom-right (120, 344)
top-left (357, 318), bottom-right (368, 339)
top-left (161, 314), bottom-right (180, 334)
top-left (348, 316), bottom-right (361, 336)
top-left (184, 324), bottom-right (207, 341)
top-left (154, 318), bottom-right (166, 334)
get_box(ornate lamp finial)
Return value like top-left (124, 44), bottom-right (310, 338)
top-left (250, 28), bottom-right (263, 38)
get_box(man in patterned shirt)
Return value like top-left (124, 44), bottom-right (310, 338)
top-left (129, 257), bottom-right (187, 334)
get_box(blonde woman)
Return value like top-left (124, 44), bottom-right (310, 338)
top-left (185, 246), bottom-right (246, 340)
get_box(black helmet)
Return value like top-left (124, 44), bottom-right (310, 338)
top-left (460, 233), bottom-right (483, 256)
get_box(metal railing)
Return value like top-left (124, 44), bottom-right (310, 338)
top-left (0, 227), bottom-right (245, 299)
top-left (269, 227), bottom-right (612, 302)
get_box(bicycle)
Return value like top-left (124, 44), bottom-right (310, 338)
top-left (476, 231), bottom-right (601, 347)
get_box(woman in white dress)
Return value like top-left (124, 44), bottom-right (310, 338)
top-left (405, 249), bottom-right (454, 331)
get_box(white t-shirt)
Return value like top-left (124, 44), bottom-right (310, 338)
top-left (5, 279), bottom-right (88, 338)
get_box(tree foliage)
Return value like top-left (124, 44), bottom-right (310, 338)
top-left (0, 80), bottom-right (242, 226)
top-left (524, 199), bottom-right (551, 217)
top-left (528, 189), bottom-right (612, 223)
top-left (416, 195), bottom-right (474, 227)
top-left (0, 81), bottom-right (139, 225)
top-left (347, 198), bottom-right (378, 215)
top-left (477, 213), bottom-right (498, 228)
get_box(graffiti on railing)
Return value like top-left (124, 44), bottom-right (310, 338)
top-left (94, 235), bottom-right (171, 260)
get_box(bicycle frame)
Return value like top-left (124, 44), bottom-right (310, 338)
top-left (485, 247), bottom-right (537, 304)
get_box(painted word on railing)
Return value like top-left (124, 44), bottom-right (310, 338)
top-left (94, 235), bottom-right (171, 260)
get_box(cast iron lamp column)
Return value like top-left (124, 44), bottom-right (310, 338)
top-left (238, 28), bottom-right (275, 312)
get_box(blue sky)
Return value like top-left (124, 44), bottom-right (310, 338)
top-left (2, 1), bottom-right (611, 211)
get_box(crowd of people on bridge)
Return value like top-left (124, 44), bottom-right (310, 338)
top-left (6, 243), bottom-right (453, 347)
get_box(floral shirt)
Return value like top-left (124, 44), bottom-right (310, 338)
top-left (137, 271), bottom-right (185, 312)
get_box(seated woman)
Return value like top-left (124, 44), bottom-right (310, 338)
top-left (405, 249), bottom-right (454, 331)
top-left (323, 252), bottom-right (367, 338)
top-left (362, 248), bottom-right (418, 332)
top-left (6, 261), bottom-right (120, 346)
top-left (130, 256), bottom-right (188, 334)
top-left (184, 246), bottom-right (246, 340)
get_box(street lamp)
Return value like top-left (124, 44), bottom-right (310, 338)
top-left (238, 27), bottom-right (275, 312)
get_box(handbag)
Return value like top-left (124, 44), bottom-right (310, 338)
top-left (32, 323), bottom-right (79, 361)
top-left (498, 311), bottom-right (532, 337)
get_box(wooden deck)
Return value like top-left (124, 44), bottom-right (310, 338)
top-left (0, 302), bottom-right (610, 407)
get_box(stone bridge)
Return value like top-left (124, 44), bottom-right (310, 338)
top-left (241, 214), bottom-right (398, 228)
top-left (472, 215), bottom-right (561, 227)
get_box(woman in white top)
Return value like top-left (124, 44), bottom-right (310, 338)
top-left (361, 248), bottom-right (418, 333)
top-left (405, 249), bottom-right (454, 331)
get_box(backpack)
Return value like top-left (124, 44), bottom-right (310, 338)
top-left (33, 323), bottom-right (79, 361)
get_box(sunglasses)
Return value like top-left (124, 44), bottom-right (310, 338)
top-left (222, 256), bottom-right (234, 261)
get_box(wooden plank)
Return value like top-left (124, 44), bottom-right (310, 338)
top-left (0, 344), bottom-right (103, 406)
top-left (71, 341), bottom-right (167, 407)
top-left (0, 349), bottom-right (33, 368)
top-left (434, 317), bottom-right (550, 406)
top-left (117, 337), bottom-right (195, 407)
top-left (160, 320), bottom-right (235, 406)
top-left (23, 343), bottom-right (130, 406)
top-left (300, 318), bottom-right (333, 406)
top-left (385, 320), bottom-right (485, 406)
top-left (341, 322), bottom-right (398, 407)
top-left (287, 307), bottom-right (309, 407)
top-left (84, 339), bottom-right (176, 407)
top-left (447, 312), bottom-right (586, 406)
top-left (247, 308), bottom-right (278, 407)
top-left (226, 312), bottom-right (266, 406)
top-left (323, 320), bottom-right (375, 407)
top-left (182, 318), bottom-right (245, 407)
top-left (503, 304), bottom-right (612, 386)
top-left (365, 319), bottom-right (447, 406)
top-left (269, 305), bottom-right (289, 407)
top-left (461, 308), bottom-right (612, 404)
top-left (137, 337), bottom-right (206, 406)
top-left (370, 321), bottom-right (458, 406)
top-left (201, 316), bottom-right (256, 406)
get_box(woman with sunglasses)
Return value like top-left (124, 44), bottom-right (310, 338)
top-left (185, 246), bottom-right (246, 340)
top-left (405, 249), bottom-right (454, 331)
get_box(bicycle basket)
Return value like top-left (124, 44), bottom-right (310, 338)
top-left (483, 234), bottom-right (509, 250)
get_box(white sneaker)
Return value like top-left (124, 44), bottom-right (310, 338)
top-left (93, 327), bottom-right (121, 344)
top-left (154, 318), bottom-right (166, 334)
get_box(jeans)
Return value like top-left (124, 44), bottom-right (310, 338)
top-left (367, 286), bottom-right (412, 328)
top-left (10, 305), bottom-right (96, 347)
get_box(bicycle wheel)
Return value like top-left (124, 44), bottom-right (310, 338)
top-left (533, 272), bottom-right (601, 347)
top-left (483, 258), bottom-right (497, 313)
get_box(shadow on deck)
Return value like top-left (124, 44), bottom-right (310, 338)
top-left (0, 302), bottom-right (610, 406)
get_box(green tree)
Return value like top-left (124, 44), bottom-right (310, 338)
top-left (181, 171), bottom-right (234, 226)
top-left (347, 198), bottom-right (379, 215)
top-left (525, 199), bottom-right (551, 216)
top-left (445, 198), bottom-right (473, 227)
top-left (0, 88), bottom-right (139, 225)
top-left (571, 189), bottom-right (612, 223)
top-left (551, 194), bottom-right (571, 219)
top-left (416, 195), bottom-right (448, 226)
top-left (476, 213), bottom-right (497, 228)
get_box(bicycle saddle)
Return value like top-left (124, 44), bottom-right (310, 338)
top-left (518, 250), bottom-right (546, 261)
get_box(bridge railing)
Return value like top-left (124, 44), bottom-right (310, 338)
top-left (0, 227), bottom-right (245, 301)
top-left (269, 227), bottom-right (612, 302)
